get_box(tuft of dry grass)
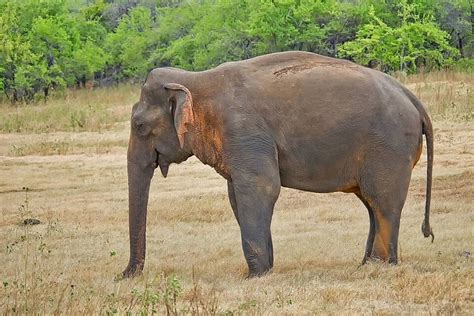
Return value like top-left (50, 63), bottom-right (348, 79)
top-left (0, 71), bottom-right (473, 314)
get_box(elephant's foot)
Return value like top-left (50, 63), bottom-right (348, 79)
top-left (117, 263), bottom-right (144, 280)
top-left (244, 240), bottom-right (273, 278)
top-left (362, 254), bottom-right (385, 265)
top-left (246, 257), bottom-right (272, 278)
top-left (362, 255), bottom-right (398, 265)
top-left (362, 244), bottom-right (398, 265)
top-left (247, 267), bottom-right (272, 278)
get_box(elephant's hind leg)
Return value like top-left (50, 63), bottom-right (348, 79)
top-left (358, 159), bottom-right (412, 264)
top-left (356, 193), bottom-right (375, 264)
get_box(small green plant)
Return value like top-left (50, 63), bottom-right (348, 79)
top-left (224, 299), bottom-right (259, 315)
top-left (129, 287), bottom-right (161, 315)
top-left (125, 274), bottom-right (183, 315)
top-left (70, 110), bottom-right (87, 130)
top-left (163, 276), bottom-right (182, 315)
top-left (238, 299), bottom-right (257, 311)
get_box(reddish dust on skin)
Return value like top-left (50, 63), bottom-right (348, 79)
top-left (341, 186), bottom-right (360, 194)
top-left (164, 83), bottom-right (195, 149)
top-left (273, 64), bottom-right (316, 78)
top-left (187, 100), bottom-right (230, 179)
top-left (372, 213), bottom-right (392, 260)
top-left (413, 138), bottom-right (423, 168)
top-left (364, 193), bottom-right (393, 262)
top-left (176, 90), bottom-right (195, 148)
top-left (273, 61), bottom-right (358, 78)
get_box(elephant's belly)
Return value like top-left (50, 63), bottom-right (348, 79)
top-left (277, 151), bottom-right (360, 194)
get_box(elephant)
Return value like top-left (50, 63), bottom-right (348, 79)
top-left (121, 51), bottom-right (434, 278)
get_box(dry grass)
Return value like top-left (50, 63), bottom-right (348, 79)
top-left (2, 130), bottom-right (128, 157)
top-left (0, 71), bottom-right (473, 314)
top-left (0, 85), bottom-right (138, 133)
top-left (397, 70), bottom-right (473, 122)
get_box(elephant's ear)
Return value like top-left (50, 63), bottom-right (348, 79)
top-left (164, 83), bottom-right (195, 148)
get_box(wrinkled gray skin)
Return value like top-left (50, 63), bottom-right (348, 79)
top-left (122, 51), bottom-right (434, 278)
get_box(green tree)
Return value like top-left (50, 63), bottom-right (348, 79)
top-left (339, 2), bottom-right (459, 73)
top-left (155, 0), bottom-right (256, 70)
top-left (81, 0), bottom-right (108, 23)
top-left (247, 0), bottom-right (300, 54)
top-left (29, 15), bottom-right (75, 97)
top-left (436, 0), bottom-right (473, 58)
top-left (0, 1), bottom-right (42, 102)
top-left (73, 40), bottom-right (109, 85)
top-left (1, 0), bottom-right (471, 102)
top-left (73, 17), bottom-right (110, 85)
top-left (0, 0), bottom-right (110, 101)
top-left (106, 6), bottom-right (154, 80)
top-left (150, 1), bottom-right (207, 70)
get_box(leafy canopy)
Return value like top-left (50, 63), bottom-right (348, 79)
top-left (0, 0), bottom-right (471, 102)
top-left (338, 1), bottom-right (460, 73)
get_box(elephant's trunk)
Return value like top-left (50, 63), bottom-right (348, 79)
top-left (121, 137), bottom-right (156, 278)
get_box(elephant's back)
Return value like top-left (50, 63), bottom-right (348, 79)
top-left (213, 51), bottom-right (422, 151)
top-left (217, 51), bottom-right (362, 78)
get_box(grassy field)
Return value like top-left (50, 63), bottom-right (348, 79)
top-left (0, 71), bottom-right (473, 314)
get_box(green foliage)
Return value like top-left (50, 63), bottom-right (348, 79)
top-left (127, 275), bottom-right (182, 315)
top-left (247, 0), bottom-right (300, 54)
top-left (450, 57), bottom-right (474, 72)
top-left (0, 0), bottom-right (108, 102)
top-left (154, 1), bottom-right (253, 70)
top-left (436, 0), bottom-right (473, 58)
top-left (73, 41), bottom-right (109, 82)
top-left (29, 15), bottom-right (73, 88)
top-left (106, 6), bottom-right (155, 79)
top-left (81, 0), bottom-right (108, 22)
top-left (338, 2), bottom-right (460, 73)
top-left (0, 1), bottom-right (42, 102)
top-left (0, 0), bottom-right (471, 102)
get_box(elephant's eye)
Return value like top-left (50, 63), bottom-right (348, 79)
top-left (134, 121), bottom-right (150, 136)
top-left (136, 123), bottom-right (144, 132)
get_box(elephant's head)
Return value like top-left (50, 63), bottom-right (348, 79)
top-left (122, 73), bottom-right (195, 278)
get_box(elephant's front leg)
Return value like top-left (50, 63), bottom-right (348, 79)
top-left (229, 150), bottom-right (281, 277)
top-left (227, 180), bottom-right (239, 226)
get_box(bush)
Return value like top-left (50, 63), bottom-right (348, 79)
top-left (338, 3), bottom-right (459, 74)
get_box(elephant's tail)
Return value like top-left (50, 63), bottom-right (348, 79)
top-left (401, 85), bottom-right (434, 243)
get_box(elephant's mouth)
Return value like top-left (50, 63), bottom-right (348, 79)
top-left (154, 150), bottom-right (170, 178)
